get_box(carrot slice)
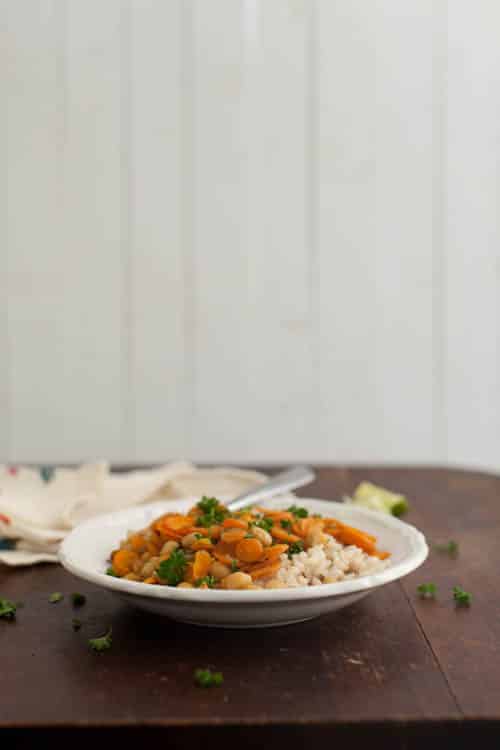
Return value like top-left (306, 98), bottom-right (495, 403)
top-left (334, 525), bottom-right (377, 555)
top-left (222, 518), bottom-right (248, 530)
top-left (255, 508), bottom-right (294, 521)
top-left (193, 550), bottom-right (213, 579)
top-left (221, 528), bottom-right (247, 544)
top-left (235, 537), bottom-right (264, 563)
top-left (323, 521), bottom-right (344, 536)
top-left (213, 550), bottom-right (235, 567)
top-left (155, 514), bottom-right (192, 540)
top-left (159, 528), bottom-right (182, 541)
top-left (191, 538), bottom-right (214, 551)
top-left (270, 526), bottom-right (300, 543)
top-left (261, 544), bottom-right (289, 562)
top-left (249, 561), bottom-right (281, 580)
top-left (183, 526), bottom-right (209, 536)
top-left (111, 549), bottom-right (137, 576)
top-left (164, 514), bottom-right (193, 531)
top-left (129, 533), bottom-right (146, 552)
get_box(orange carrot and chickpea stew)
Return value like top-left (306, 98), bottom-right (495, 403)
top-left (108, 497), bottom-right (390, 590)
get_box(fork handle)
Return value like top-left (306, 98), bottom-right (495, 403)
top-left (226, 465), bottom-right (315, 513)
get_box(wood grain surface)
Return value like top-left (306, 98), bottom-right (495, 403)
top-left (1, 467), bottom-right (499, 748)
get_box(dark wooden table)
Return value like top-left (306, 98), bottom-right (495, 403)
top-left (2, 467), bottom-right (500, 748)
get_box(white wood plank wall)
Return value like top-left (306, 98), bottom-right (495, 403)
top-left (1, 0), bottom-right (499, 469)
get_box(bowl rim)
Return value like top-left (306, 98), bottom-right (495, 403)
top-left (59, 496), bottom-right (428, 604)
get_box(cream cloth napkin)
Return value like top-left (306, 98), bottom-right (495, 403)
top-left (0, 462), bottom-right (269, 566)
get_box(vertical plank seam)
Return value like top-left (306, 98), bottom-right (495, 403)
top-left (3, 28), bottom-right (10, 461)
top-left (433, 0), bottom-right (448, 466)
top-left (120, 0), bottom-right (134, 463)
top-left (181, 0), bottom-right (195, 460)
top-left (307, 0), bottom-right (323, 460)
top-left (2, 0), bottom-right (10, 461)
top-left (58, 0), bottom-right (68, 463)
top-left (399, 582), bottom-right (464, 716)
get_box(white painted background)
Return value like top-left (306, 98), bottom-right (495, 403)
top-left (1, 0), bottom-right (499, 469)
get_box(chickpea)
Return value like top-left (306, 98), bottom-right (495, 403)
top-left (161, 540), bottom-right (179, 556)
top-left (132, 558), bottom-right (144, 575)
top-left (141, 556), bottom-right (160, 578)
top-left (181, 532), bottom-right (201, 549)
top-left (221, 571), bottom-right (253, 590)
top-left (251, 526), bottom-right (272, 546)
top-left (177, 582), bottom-right (193, 589)
top-left (306, 526), bottom-right (328, 548)
top-left (209, 561), bottom-right (231, 580)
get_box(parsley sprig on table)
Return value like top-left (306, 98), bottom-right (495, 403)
top-left (453, 586), bottom-right (471, 606)
top-left (194, 668), bottom-right (224, 688)
top-left (417, 583), bottom-right (437, 599)
top-left (0, 597), bottom-right (17, 620)
top-left (71, 593), bottom-right (86, 607)
top-left (49, 592), bottom-right (64, 604)
top-left (89, 627), bottom-right (112, 652)
top-left (196, 497), bottom-right (227, 528)
top-left (157, 549), bottom-right (187, 586)
top-left (435, 540), bottom-right (459, 557)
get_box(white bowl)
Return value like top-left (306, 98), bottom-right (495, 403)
top-left (60, 496), bottom-right (428, 628)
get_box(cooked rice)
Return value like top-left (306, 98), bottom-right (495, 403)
top-left (263, 536), bottom-right (389, 589)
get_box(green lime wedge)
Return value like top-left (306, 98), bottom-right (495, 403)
top-left (350, 481), bottom-right (409, 516)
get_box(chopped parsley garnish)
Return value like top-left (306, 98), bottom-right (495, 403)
top-left (196, 496), bottom-right (227, 528)
top-left (194, 668), bottom-right (224, 688)
top-left (71, 593), bottom-right (86, 607)
top-left (49, 592), bottom-right (64, 604)
top-left (287, 505), bottom-right (309, 519)
top-left (0, 597), bottom-right (17, 620)
top-left (435, 540), bottom-right (459, 557)
top-left (252, 517), bottom-right (273, 533)
top-left (106, 567), bottom-right (118, 577)
top-left (194, 576), bottom-right (217, 588)
top-left (157, 549), bottom-right (187, 586)
top-left (72, 618), bottom-right (82, 631)
top-left (280, 519), bottom-right (292, 531)
top-left (287, 541), bottom-right (304, 558)
top-left (417, 583), bottom-right (437, 599)
top-left (194, 533), bottom-right (204, 539)
top-left (88, 627), bottom-right (112, 652)
top-left (453, 586), bottom-right (471, 606)
top-left (230, 560), bottom-right (239, 572)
